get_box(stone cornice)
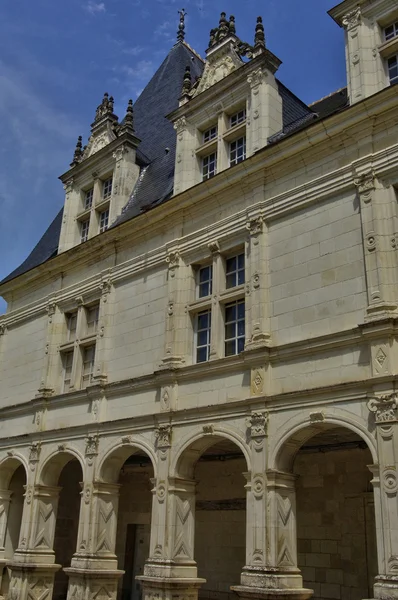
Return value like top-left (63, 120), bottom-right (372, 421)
top-left (329, 0), bottom-right (398, 25)
top-left (1, 85), bottom-right (397, 308)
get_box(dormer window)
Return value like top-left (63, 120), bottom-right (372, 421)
top-left (385, 22), bottom-right (398, 41)
top-left (230, 109), bottom-right (246, 128)
top-left (202, 152), bottom-right (217, 181)
top-left (203, 125), bottom-right (218, 144)
top-left (99, 209), bottom-right (109, 233)
top-left (102, 177), bottom-right (113, 200)
top-left (84, 188), bottom-right (94, 210)
top-left (388, 55), bottom-right (398, 84)
top-left (229, 137), bottom-right (246, 166)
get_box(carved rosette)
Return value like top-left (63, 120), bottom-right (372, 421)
top-left (368, 393), bottom-right (398, 423)
top-left (247, 411), bottom-right (268, 450)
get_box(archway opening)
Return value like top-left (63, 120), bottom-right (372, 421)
top-left (193, 438), bottom-right (247, 600)
top-left (290, 426), bottom-right (377, 600)
top-left (109, 450), bottom-right (154, 600)
top-left (52, 458), bottom-right (83, 600)
top-left (1, 462), bottom-right (27, 598)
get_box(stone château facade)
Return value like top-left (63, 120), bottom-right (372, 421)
top-left (0, 3), bottom-right (398, 600)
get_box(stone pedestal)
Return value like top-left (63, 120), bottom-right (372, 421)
top-left (65, 567), bottom-right (124, 600)
top-left (7, 562), bottom-right (60, 600)
top-left (138, 575), bottom-right (205, 600)
top-left (232, 581), bottom-right (313, 600)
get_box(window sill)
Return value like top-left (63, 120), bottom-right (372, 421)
top-left (195, 138), bottom-right (218, 158)
top-left (223, 121), bottom-right (246, 143)
top-left (187, 297), bottom-right (212, 313)
top-left (96, 197), bottom-right (111, 210)
top-left (378, 36), bottom-right (398, 58)
top-left (76, 207), bottom-right (91, 222)
top-left (219, 285), bottom-right (245, 304)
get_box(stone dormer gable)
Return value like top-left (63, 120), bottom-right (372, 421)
top-left (187, 13), bottom-right (279, 99)
top-left (171, 13), bottom-right (283, 195)
top-left (58, 94), bottom-right (141, 253)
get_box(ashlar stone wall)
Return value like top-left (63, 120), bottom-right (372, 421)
top-left (295, 445), bottom-right (377, 600)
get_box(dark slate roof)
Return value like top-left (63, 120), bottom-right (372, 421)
top-left (1, 48), bottom-right (348, 286)
top-left (2, 209), bottom-right (63, 284)
top-left (114, 41), bottom-right (204, 224)
top-left (268, 87), bottom-right (348, 144)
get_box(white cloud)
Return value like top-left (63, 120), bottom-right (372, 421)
top-left (84, 1), bottom-right (106, 15)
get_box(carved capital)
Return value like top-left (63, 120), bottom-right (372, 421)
top-left (63, 177), bottom-right (74, 195)
top-left (112, 144), bottom-right (127, 161)
top-left (46, 301), bottom-right (57, 323)
top-left (173, 117), bottom-right (187, 135)
top-left (342, 7), bottom-right (361, 30)
top-left (368, 393), bottom-right (398, 423)
top-left (85, 434), bottom-right (99, 465)
top-left (100, 278), bottom-right (112, 301)
top-left (247, 68), bottom-right (264, 89)
top-left (155, 424), bottom-right (172, 448)
top-left (247, 411), bottom-right (268, 439)
top-left (208, 240), bottom-right (220, 255)
top-left (29, 442), bottom-right (41, 471)
top-left (354, 171), bottom-right (376, 200)
top-left (246, 216), bottom-right (263, 237)
top-left (166, 251), bottom-right (180, 276)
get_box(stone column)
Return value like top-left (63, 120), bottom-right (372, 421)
top-left (7, 485), bottom-right (61, 600)
top-left (92, 277), bottom-right (113, 387)
top-left (233, 414), bottom-right (311, 600)
top-left (0, 489), bottom-right (12, 590)
top-left (208, 241), bottom-right (223, 360)
top-left (65, 468), bottom-right (123, 600)
top-left (139, 426), bottom-right (205, 600)
top-left (368, 392), bottom-right (398, 598)
top-left (355, 173), bottom-right (398, 320)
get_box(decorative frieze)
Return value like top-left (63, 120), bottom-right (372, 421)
top-left (85, 435), bottom-right (99, 466)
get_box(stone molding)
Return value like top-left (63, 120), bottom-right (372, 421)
top-left (368, 393), bottom-right (398, 423)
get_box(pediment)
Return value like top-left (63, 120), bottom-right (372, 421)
top-left (192, 43), bottom-right (244, 97)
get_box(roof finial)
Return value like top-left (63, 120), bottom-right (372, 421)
top-left (181, 65), bottom-right (192, 96)
top-left (177, 8), bottom-right (186, 42)
top-left (95, 92), bottom-right (115, 122)
top-left (229, 15), bottom-right (236, 35)
top-left (254, 16), bottom-right (266, 50)
top-left (70, 135), bottom-right (83, 167)
top-left (121, 99), bottom-right (134, 134)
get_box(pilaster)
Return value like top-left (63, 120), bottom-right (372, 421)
top-left (0, 489), bottom-right (13, 590)
top-left (92, 277), bottom-right (113, 385)
top-left (161, 250), bottom-right (191, 369)
top-left (37, 301), bottom-right (62, 397)
top-left (355, 173), bottom-right (398, 320)
top-left (247, 67), bottom-right (282, 154)
top-left (110, 144), bottom-right (140, 223)
top-left (173, 118), bottom-right (198, 195)
top-left (368, 392), bottom-right (398, 598)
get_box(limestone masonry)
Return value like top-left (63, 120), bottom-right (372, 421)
top-left (0, 3), bottom-right (398, 600)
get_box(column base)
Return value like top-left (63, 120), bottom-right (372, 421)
top-left (138, 575), bottom-right (206, 600)
top-left (232, 585), bottom-right (313, 600)
top-left (374, 575), bottom-right (398, 599)
top-left (7, 562), bottom-right (61, 600)
top-left (65, 567), bottom-right (124, 600)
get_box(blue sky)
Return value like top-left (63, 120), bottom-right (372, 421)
top-left (0, 0), bottom-right (345, 313)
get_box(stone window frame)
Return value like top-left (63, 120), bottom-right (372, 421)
top-left (99, 208), bottom-right (110, 233)
top-left (203, 124), bottom-right (218, 144)
top-left (102, 176), bottom-right (113, 200)
top-left (59, 299), bottom-right (100, 393)
top-left (377, 14), bottom-right (398, 87)
top-left (80, 218), bottom-right (90, 243)
top-left (229, 136), bottom-right (247, 167)
top-left (384, 21), bottom-right (398, 41)
top-left (388, 54), bottom-right (398, 84)
top-left (188, 244), bottom-right (246, 363)
top-left (75, 168), bottom-right (115, 244)
top-left (195, 309), bottom-right (212, 363)
top-left (84, 187), bottom-right (94, 210)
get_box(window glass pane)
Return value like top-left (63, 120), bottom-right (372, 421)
top-left (81, 219), bottom-right (90, 243)
top-left (226, 253), bottom-right (245, 288)
top-left (196, 309), bottom-right (211, 363)
top-left (103, 177), bottom-right (113, 199)
top-left (82, 345), bottom-right (96, 387)
top-left (63, 351), bottom-right (74, 392)
top-left (388, 55), bottom-right (398, 84)
top-left (202, 153), bottom-right (217, 180)
top-left (225, 340), bottom-right (236, 356)
top-left (84, 188), bottom-right (93, 210)
top-left (198, 265), bottom-right (212, 298)
top-left (67, 313), bottom-right (77, 340)
top-left (225, 300), bottom-right (245, 356)
top-left (99, 209), bottom-right (109, 233)
top-left (203, 125), bottom-right (217, 143)
top-left (86, 305), bottom-right (99, 335)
